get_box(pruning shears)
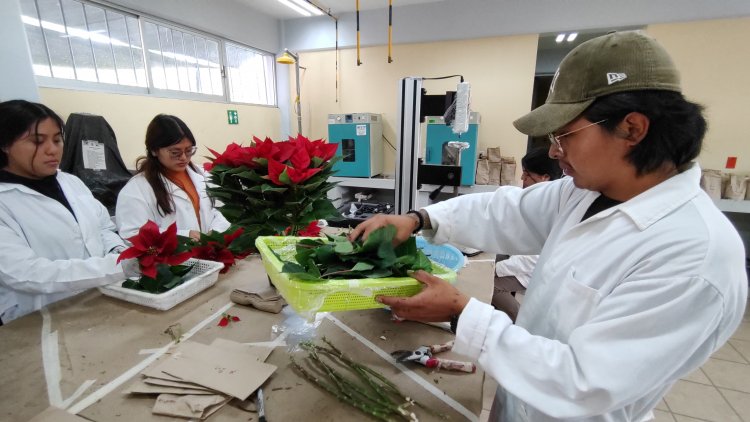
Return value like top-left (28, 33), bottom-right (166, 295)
top-left (391, 340), bottom-right (476, 373)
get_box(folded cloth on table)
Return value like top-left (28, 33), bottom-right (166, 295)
top-left (230, 286), bottom-right (287, 314)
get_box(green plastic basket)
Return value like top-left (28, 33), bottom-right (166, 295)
top-left (255, 236), bottom-right (457, 316)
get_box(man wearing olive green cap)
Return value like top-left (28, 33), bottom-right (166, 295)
top-left (351, 31), bottom-right (747, 421)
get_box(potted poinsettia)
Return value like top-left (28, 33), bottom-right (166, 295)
top-left (117, 221), bottom-right (195, 293)
top-left (203, 135), bottom-right (340, 248)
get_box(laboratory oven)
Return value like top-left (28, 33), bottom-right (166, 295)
top-left (328, 113), bottom-right (383, 177)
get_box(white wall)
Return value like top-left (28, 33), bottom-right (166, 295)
top-left (295, 35), bottom-right (538, 181)
top-left (41, 88), bottom-right (281, 169)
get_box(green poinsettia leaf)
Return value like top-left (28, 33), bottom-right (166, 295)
top-left (162, 274), bottom-right (185, 290)
top-left (261, 184), bottom-right (288, 193)
top-left (282, 261), bottom-right (307, 274)
top-left (351, 261), bottom-right (375, 272)
top-left (333, 240), bottom-right (354, 254)
top-left (412, 250), bottom-right (433, 272)
top-left (365, 268), bottom-right (394, 278)
top-left (311, 199), bottom-right (339, 220)
top-left (306, 258), bottom-right (322, 278)
top-left (170, 263), bottom-right (194, 277)
top-left (122, 279), bottom-right (139, 289)
top-left (360, 224), bottom-right (395, 253)
top-left (314, 244), bottom-right (336, 264)
top-left (205, 189), bottom-right (234, 200)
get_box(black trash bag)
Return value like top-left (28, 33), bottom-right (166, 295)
top-left (61, 113), bottom-right (133, 215)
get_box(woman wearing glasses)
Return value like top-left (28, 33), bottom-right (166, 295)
top-left (116, 114), bottom-right (230, 240)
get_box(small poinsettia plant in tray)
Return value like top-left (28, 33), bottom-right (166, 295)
top-left (280, 225), bottom-right (433, 281)
top-left (185, 227), bottom-right (255, 274)
top-left (117, 221), bottom-right (195, 293)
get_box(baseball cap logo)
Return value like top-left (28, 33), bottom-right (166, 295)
top-left (607, 72), bottom-right (627, 85)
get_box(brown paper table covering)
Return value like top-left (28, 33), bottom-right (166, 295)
top-left (0, 253), bottom-right (495, 422)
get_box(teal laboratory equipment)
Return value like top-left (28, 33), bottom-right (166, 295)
top-left (327, 113), bottom-right (383, 177)
top-left (424, 112), bottom-right (481, 185)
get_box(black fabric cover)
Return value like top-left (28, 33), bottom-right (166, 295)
top-left (61, 113), bottom-right (133, 215)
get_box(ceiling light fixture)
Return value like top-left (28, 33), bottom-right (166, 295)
top-left (567, 32), bottom-right (578, 42)
top-left (555, 34), bottom-right (565, 43)
top-left (289, 0), bottom-right (324, 16)
top-left (277, 0), bottom-right (311, 17)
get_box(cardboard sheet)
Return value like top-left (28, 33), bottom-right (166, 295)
top-left (156, 353), bottom-right (276, 400)
top-left (127, 378), bottom-right (216, 395)
top-left (152, 393), bottom-right (231, 420)
top-left (142, 376), bottom-right (215, 392)
top-left (148, 340), bottom-right (277, 400)
top-left (210, 337), bottom-right (274, 362)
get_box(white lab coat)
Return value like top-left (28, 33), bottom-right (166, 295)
top-left (116, 166), bottom-right (230, 239)
top-left (496, 255), bottom-right (537, 288)
top-left (424, 163), bottom-right (747, 422)
top-left (0, 171), bottom-right (126, 323)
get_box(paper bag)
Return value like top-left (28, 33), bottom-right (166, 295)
top-left (487, 147), bottom-right (502, 163)
top-left (475, 157), bottom-right (490, 185)
top-left (500, 157), bottom-right (516, 186)
top-left (488, 162), bottom-right (501, 185)
top-left (700, 169), bottom-right (723, 200)
top-left (724, 174), bottom-right (748, 200)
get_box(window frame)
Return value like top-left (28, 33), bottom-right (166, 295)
top-left (23, 0), bottom-right (278, 107)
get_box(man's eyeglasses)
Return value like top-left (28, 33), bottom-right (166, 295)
top-left (166, 146), bottom-right (198, 159)
top-left (547, 119), bottom-right (607, 153)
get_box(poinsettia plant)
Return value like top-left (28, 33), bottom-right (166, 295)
top-left (186, 227), bottom-right (255, 274)
top-left (117, 221), bottom-right (195, 293)
top-left (203, 135), bottom-right (340, 248)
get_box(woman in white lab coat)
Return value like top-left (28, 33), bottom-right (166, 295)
top-left (0, 100), bottom-right (133, 324)
top-left (116, 114), bottom-right (230, 240)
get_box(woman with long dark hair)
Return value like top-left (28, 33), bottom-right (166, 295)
top-left (0, 100), bottom-right (134, 324)
top-left (115, 114), bottom-right (229, 240)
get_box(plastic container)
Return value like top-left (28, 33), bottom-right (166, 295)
top-left (98, 258), bottom-right (224, 310)
top-left (415, 236), bottom-right (465, 272)
top-left (255, 236), bottom-right (457, 316)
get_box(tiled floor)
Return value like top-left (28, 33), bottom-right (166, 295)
top-left (480, 298), bottom-right (750, 421)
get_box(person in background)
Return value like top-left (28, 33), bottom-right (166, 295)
top-left (350, 31), bottom-right (747, 421)
top-left (0, 100), bottom-right (137, 325)
top-left (116, 114), bottom-right (230, 240)
top-left (493, 147), bottom-right (563, 321)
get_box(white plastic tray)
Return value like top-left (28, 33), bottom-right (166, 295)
top-left (99, 258), bottom-right (224, 311)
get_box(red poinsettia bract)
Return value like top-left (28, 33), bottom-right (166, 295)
top-left (296, 220), bottom-right (322, 237)
top-left (117, 221), bottom-right (193, 278)
top-left (267, 158), bottom-right (322, 186)
top-left (190, 228), bottom-right (250, 274)
top-left (218, 313), bottom-right (240, 327)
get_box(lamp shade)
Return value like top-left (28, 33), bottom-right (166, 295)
top-left (276, 51), bottom-right (297, 65)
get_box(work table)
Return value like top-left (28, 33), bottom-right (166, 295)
top-left (0, 253), bottom-right (495, 422)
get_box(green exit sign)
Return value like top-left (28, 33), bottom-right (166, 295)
top-left (227, 110), bottom-right (239, 125)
